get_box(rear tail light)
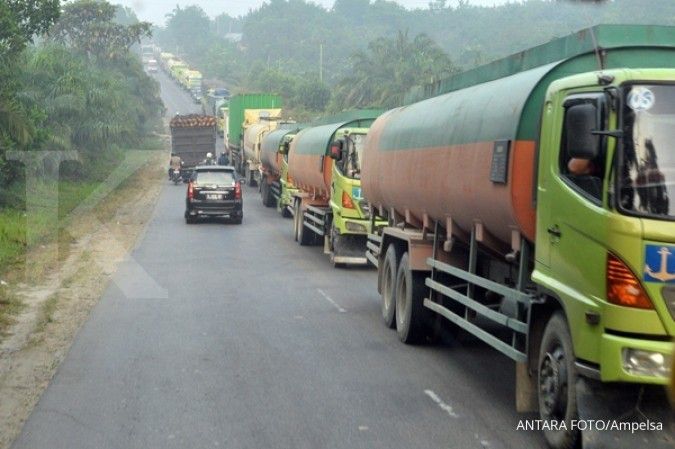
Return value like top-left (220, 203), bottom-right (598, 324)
top-left (342, 191), bottom-right (355, 209)
top-left (188, 181), bottom-right (194, 200)
top-left (235, 181), bottom-right (241, 199)
top-left (607, 253), bottom-right (653, 309)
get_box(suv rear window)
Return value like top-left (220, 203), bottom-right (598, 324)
top-left (194, 170), bottom-right (235, 186)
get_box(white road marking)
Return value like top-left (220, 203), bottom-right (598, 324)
top-left (358, 426), bottom-right (369, 431)
top-left (317, 289), bottom-right (347, 313)
top-left (424, 389), bottom-right (458, 418)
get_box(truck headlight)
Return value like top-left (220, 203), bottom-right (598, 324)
top-left (345, 221), bottom-right (367, 233)
top-left (622, 348), bottom-right (671, 378)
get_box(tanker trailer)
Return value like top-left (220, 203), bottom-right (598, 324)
top-left (241, 112), bottom-right (281, 186)
top-left (363, 24), bottom-right (675, 449)
top-left (260, 126), bottom-right (303, 215)
top-left (288, 117), bottom-right (386, 267)
top-left (227, 93), bottom-right (282, 177)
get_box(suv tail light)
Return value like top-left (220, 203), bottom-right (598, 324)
top-left (607, 253), bottom-right (653, 309)
top-left (234, 181), bottom-right (241, 199)
top-left (342, 191), bottom-right (355, 209)
top-left (188, 181), bottom-right (194, 201)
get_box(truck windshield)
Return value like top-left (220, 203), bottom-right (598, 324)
top-left (344, 133), bottom-right (366, 179)
top-left (619, 84), bottom-right (675, 220)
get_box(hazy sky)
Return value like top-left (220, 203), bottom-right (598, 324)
top-left (113, 0), bottom-right (512, 26)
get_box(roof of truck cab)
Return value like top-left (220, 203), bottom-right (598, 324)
top-left (293, 118), bottom-right (377, 156)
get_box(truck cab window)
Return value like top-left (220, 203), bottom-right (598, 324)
top-left (559, 97), bottom-right (607, 202)
top-left (619, 85), bottom-right (674, 219)
top-left (336, 133), bottom-right (366, 179)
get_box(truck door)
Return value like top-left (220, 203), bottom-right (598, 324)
top-left (541, 93), bottom-right (609, 350)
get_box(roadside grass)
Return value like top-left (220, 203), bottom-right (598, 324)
top-left (0, 138), bottom-right (165, 338)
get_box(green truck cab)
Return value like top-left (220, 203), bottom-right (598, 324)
top-left (288, 119), bottom-right (386, 266)
top-left (362, 25), bottom-right (675, 448)
top-left (260, 127), bottom-right (302, 216)
top-left (535, 71), bottom-right (675, 387)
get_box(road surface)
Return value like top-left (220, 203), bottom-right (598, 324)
top-left (12, 71), bottom-right (546, 449)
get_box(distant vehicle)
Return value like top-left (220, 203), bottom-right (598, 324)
top-left (171, 168), bottom-right (181, 185)
top-left (185, 166), bottom-right (243, 224)
top-left (146, 59), bottom-right (158, 73)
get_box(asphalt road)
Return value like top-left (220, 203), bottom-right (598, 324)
top-left (12, 71), bottom-right (546, 449)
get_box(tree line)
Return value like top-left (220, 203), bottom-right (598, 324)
top-left (154, 0), bottom-right (675, 117)
top-left (0, 0), bottom-right (164, 195)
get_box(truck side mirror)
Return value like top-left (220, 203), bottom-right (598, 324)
top-left (329, 140), bottom-right (344, 160)
top-left (566, 103), bottom-right (599, 159)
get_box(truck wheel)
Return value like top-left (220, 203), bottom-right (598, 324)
top-left (395, 252), bottom-right (426, 344)
top-left (293, 200), bottom-right (301, 241)
top-left (538, 312), bottom-right (580, 449)
top-left (381, 245), bottom-right (398, 328)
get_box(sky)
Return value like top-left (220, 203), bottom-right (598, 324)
top-left (112, 0), bottom-right (513, 26)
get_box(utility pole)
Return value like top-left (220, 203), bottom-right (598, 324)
top-left (319, 43), bottom-right (323, 82)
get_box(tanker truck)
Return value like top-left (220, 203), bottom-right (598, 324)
top-left (288, 117), bottom-right (386, 267)
top-left (260, 126), bottom-right (304, 216)
top-left (240, 111), bottom-right (282, 186)
top-left (227, 93), bottom-right (283, 180)
top-left (363, 25), bottom-right (675, 449)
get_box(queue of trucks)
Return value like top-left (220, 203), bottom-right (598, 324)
top-left (156, 24), bottom-right (675, 448)
top-left (157, 51), bottom-right (203, 103)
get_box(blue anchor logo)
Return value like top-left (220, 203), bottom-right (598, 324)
top-left (644, 246), bottom-right (675, 283)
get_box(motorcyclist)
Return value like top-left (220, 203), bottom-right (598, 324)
top-left (169, 153), bottom-right (182, 180)
top-left (217, 151), bottom-right (229, 166)
top-left (203, 152), bottom-right (214, 165)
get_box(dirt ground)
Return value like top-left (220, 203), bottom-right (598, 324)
top-left (0, 148), bottom-right (167, 449)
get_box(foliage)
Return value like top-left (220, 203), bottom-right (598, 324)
top-left (49, 0), bottom-right (152, 60)
top-left (0, 0), bottom-right (60, 58)
top-left (331, 30), bottom-right (456, 109)
top-left (0, 0), bottom-right (163, 194)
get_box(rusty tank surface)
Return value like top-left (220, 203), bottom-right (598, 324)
top-left (261, 127), bottom-right (301, 176)
top-left (361, 65), bottom-right (552, 247)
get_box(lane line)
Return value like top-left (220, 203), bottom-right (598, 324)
top-left (317, 289), bottom-right (347, 313)
top-left (424, 389), bottom-right (459, 418)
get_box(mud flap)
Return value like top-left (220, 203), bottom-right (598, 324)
top-left (577, 377), bottom-right (674, 448)
top-left (332, 233), bottom-right (368, 265)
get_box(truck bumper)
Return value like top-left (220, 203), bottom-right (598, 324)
top-left (577, 377), bottom-right (674, 449)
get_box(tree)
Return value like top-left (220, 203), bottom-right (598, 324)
top-left (49, 0), bottom-right (152, 60)
top-left (332, 31), bottom-right (456, 109)
top-left (0, 0), bottom-right (60, 57)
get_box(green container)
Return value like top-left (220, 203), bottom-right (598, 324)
top-left (227, 93), bottom-right (282, 149)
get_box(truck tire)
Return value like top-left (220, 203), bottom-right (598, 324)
top-left (262, 182), bottom-right (274, 207)
top-left (538, 312), bottom-right (580, 449)
top-left (293, 200), bottom-right (301, 241)
top-left (395, 252), bottom-right (427, 344)
top-left (381, 245), bottom-right (398, 328)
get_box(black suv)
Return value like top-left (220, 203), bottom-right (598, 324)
top-left (185, 166), bottom-right (243, 224)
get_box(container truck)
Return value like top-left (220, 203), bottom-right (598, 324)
top-left (288, 117), bottom-right (386, 267)
top-left (363, 25), bottom-right (675, 449)
top-left (170, 114), bottom-right (217, 181)
top-left (260, 126), bottom-right (304, 216)
top-left (227, 93), bottom-right (283, 178)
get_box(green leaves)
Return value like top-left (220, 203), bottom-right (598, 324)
top-left (332, 30), bottom-right (456, 110)
top-left (49, 0), bottom-right (152, 60)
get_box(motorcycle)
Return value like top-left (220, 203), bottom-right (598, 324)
top-left (171, 168), bottom-right (182, 185)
